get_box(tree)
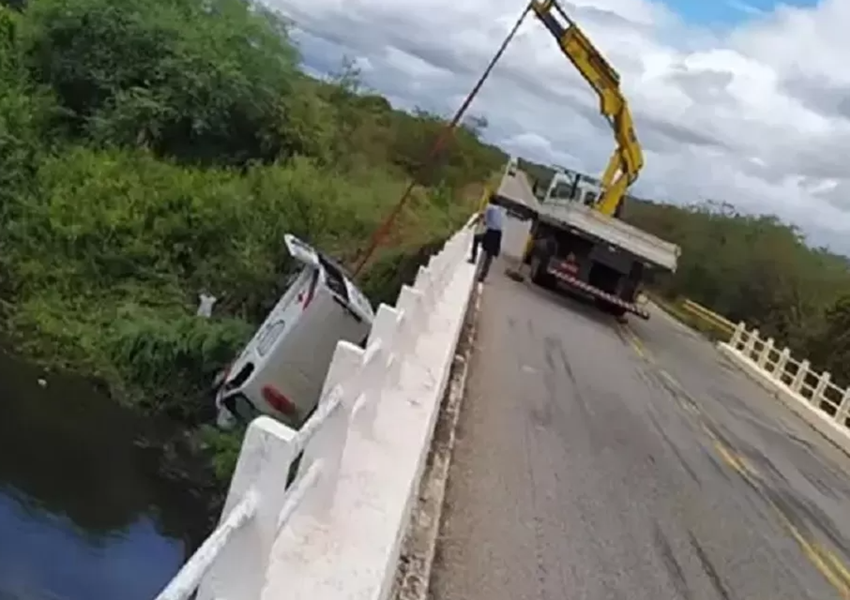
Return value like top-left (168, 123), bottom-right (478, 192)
top-left (620, 196), bottom-right (850, 374)
top-left (1, 0), bottom-right (509, 435)
top-left (22, 0), bottom-right (301, 165)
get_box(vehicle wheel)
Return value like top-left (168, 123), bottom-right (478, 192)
top-left (594, 298), bottom-right (625, 317)
top-left (605, 304), bottom-right (627, 319)
top-left (530, 255), bottom-right (550, 287)
top-left (530, 256), bottom-right (541, 283)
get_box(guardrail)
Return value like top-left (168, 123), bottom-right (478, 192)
top-left (154, 220), bottom-right (479, 600)
top-left (680, 299), bottom-right (736, 336)
top-left (721, 323), bottom-right (850, 436)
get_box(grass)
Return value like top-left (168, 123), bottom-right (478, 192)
top-left (648, 293), bottom-right (734, 343)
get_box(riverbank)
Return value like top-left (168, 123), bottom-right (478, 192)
top-left (0, 161), bottom-right (480, 481)
top-left (1, 155), bottom-right (487, 483)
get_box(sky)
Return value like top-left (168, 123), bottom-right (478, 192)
top-left (263, 0), bottom-right (850, 252)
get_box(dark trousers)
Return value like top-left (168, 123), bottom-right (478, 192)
top-left (470, 232), bottom-right (484, 262)
top-left (470, 231), bottom-right (498, 282)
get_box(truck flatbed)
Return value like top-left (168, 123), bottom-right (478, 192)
top-left (536, 200), bottom-right (680, 272)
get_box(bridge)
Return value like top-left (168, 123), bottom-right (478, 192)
top-left (156, 172), bottom-right (850, 600)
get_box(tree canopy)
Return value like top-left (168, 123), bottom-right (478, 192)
top-left (0, 0), bottom-right (506, 424)
top-left (623, 199), bottom-right (850, 383)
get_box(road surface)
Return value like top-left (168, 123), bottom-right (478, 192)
top-left (430, 265), bottom-right (850, 600)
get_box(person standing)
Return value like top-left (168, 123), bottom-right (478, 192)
top-left (470, 209), bottom-right (486, 263)
top-left (469, 200), bottom-right (505, 282)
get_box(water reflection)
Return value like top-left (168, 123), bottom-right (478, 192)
top-left (0, 347), bottom-right (213, 600)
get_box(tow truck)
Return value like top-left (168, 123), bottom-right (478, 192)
top-left (516, 0), bottom-right (681, 320)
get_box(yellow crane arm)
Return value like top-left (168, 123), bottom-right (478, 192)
top-left (529, 0), bottom-right (644, 216)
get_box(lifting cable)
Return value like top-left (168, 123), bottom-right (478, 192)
top-left (350, 2), bottom-right (532, 277)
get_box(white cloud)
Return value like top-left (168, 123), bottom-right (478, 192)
top-left (727, 0), bottom-right (765, 17)
top-left (268, 0), bottom-right (850, 252)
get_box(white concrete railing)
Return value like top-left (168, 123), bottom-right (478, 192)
top-left (154, 220), bottom-right (479, 600)
top-left (722, 323), bottom-right (850, 431)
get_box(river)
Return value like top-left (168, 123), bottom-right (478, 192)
top-left (0, 347), bottom-right (216, 600)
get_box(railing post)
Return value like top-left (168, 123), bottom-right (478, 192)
top-left (164, 219), bottom-right (482, 600)
top-left (729, 321), bottom-right (746, 348)
top-left (357, 305), bottom-right (401, 436)
top-left (451, 230), bottom-right (468, 260)
top-left (426, 253), bottom-right (448, 297)
top-left (415, 264), bottom-right (436, 308)
top-left (791, 360), bottom-right (809, 393)
top-left (346, 341), bottom-right (387, 436)
top-left (773, 347), bottom-right (790, 380)
top-left (835, 389), bottom-right (850, 425)
top-left (444, 241), bottom-right (460, 275)
top-left (436, 249), bottom-right (456, 294)
top-left (812, 371), bottom-right (831, 407)
top-left (300, 341), bottom-right (363, 516)
top-left (757, 337), bottom-right (774, 369)
top-left (743, 328), bottom-right (758, 358)
top-left (197, 417), bottom-right (299, 600)
top-left (396, 285), bottom-right (425, 355)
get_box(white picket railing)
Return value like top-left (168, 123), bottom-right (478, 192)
top-left (153, 219), bottom-right (479, 600)
top-left (723, 323), bottom-right (850, 431)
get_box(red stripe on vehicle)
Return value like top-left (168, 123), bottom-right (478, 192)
top-left (547, 268), bottom-right (649, 319)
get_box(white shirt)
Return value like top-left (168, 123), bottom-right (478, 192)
top-left (483, 204), bottom-right (505, 232)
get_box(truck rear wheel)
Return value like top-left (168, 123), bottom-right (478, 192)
top-left (530, 255), bottom-right (552, 288)
top-left (594, 298), bottom-right (626, 318)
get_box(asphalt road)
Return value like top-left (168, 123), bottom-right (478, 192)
top-left (430, 264), bottom-right (850, 600)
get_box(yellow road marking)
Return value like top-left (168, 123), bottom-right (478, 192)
top-left (630, 338), bottom-right (645, 359)
top-left (622, 322), bottom-right (850, 593)
top-left (823, 547), bottom-right (850, 588)
top-left (709, 433), bottom-right (850, 597)
top-left (713, 440), bottom-right (748, 476)
top-left (659, 369), bottom-right (678, 388)
top-left (619, 324), bottom-right (648, 360)
top-left (710, 439), bottom-right (850, 596)
top-left (772, 508), bottom-right (850, 598)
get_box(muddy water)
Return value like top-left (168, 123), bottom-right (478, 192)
top-left (0, 348), bottom-right (214, 600)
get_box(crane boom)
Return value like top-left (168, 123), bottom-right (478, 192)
top-left (529, 0), bottom-right (644, 216)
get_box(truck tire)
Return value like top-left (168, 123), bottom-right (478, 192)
top-left (594, 298), bottom-right (625, 318)
top-left (530, 255), bottom-right (550, 288)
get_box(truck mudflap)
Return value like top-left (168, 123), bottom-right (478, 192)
top-left (547, 263), bottom-right (650, 320)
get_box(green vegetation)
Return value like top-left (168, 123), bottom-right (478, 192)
top-left (520, 159), bottom-right (850, 386)
top-left (0, 0), bottom-right (505, 479)
top-left (16, 0), bottom-right (847, 485)
top-left (624, 199), bottom-right (850, 384)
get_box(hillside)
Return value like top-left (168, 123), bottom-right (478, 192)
top-left (0, 0), bottom-right (506, 427)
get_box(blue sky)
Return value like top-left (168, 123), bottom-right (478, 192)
top-left (667, 0), bottom-right (819, 25)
